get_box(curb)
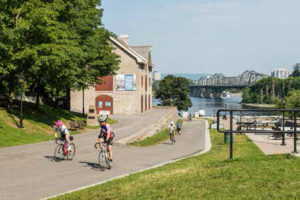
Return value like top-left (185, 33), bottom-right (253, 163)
top-left (43, 119), bottom-right (211, 200)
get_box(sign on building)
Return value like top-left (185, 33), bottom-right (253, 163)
top-left (116, 74), bottom-right (136, 91)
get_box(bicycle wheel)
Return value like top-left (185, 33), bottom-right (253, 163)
top-left (67, 143), bottom-right (76, 160)
top-left (171, 134), bottom-right (175, 144)
top-left (54, 144), bottom-right (64, 160)
top-left (105, 153), bottom-right (112, 169)
top-left (98, 151), bottom-right (107, 170)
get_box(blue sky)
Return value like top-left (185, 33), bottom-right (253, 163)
top-left (102, 0), bottom-right (300, 76)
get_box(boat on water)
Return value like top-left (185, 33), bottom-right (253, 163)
top-left (221, 91), bottom-right (231, 99)
top-left (198, 108), bottom-right (206, 116)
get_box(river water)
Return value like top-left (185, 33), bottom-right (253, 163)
top-left (153, 96), bottom-right (243, 117)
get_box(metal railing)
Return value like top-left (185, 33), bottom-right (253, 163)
top-left (216, 109), bottom-right (300, 159)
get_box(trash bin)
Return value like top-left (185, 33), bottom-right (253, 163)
top-left (224, 133), bottom-right (235, 144)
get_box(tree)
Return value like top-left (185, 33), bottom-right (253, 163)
top-left (291, 65), bottom-right (300, 77)
top-left (0, 0), bottom-right (119, 108)
top-left (155, 75), bottom-right (192, 111)
top-left (285, 90), bottom-right (300, 109)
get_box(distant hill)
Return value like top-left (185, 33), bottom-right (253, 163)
top-left (161, 73), bottom-right (212, 81)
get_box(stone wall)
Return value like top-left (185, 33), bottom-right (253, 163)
top-left (117, 106), bottom-right (178, 144)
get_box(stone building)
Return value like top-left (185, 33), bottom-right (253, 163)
top-left (70, 35), bottom-right (153, 115)
top-left (152, 71), bottom-right (161, 81)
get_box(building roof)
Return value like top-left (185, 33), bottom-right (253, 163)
top-left (129, 46), bottom-right (152, 61)
top-left (109, 36), bottom-right (152, 66)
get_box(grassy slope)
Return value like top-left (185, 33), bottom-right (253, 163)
top-left (0, 103), bottom-right (96, 147)
top-left (130, 129), bottom-right (170, 147)
top-left (53, 122), bottom-right (300, 200)
top-left (130, 120), bottom-right (184, 147)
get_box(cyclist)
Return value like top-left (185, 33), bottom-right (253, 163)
top-left (176, 121), bottom-right (182, 135)
top-left (169, 121), bottom-right (176, 144)
top-left (97, 116), bottom-right (114, 162)
top-left (54, 120), bottom-right (71, 151)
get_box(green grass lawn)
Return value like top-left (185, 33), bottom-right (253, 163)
top-left (130, 120), bottom-right (183, 147)
top-left (53, 121), bottom-right (300, 200)
top-left (130, 129), bottom-right (170, 147)
top-left (0, 102), bottom-right (117, 148)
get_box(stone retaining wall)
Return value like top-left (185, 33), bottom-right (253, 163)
top-left (117, 106), bottom-right (178, 144)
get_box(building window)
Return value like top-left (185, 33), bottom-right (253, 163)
top-left (105, 102), bottom-right (111, 107)
top-left (141, 76), bottom-right (143, 88)
top-left (97, 101), bottom-right (103, 108)
top-left (145, 75), bottom-right (147, 91)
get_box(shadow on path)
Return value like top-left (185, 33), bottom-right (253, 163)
top-left (162, 142), bottom-right (174, 145)
top-left (44, 156), bottom-right (64, 162)
top-left (79, 161), bottom-right (101, 170)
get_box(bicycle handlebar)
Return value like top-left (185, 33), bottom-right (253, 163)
top-left (94, 142), bottom-right (107, 149)
top-left (94, 142), bottom-right (99, 149)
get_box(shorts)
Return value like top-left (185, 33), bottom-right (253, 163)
top-left (98, 135), bottom-right (113, 146)
top-left (61, 134), bottom-right (72, 141)
top-left (177, 128), bottom-right (181, 131)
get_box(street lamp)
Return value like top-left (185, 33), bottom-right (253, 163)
top-left (18, 72), bottom-right (25, 128)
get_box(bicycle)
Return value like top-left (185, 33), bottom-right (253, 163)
top-left (94, 142), bottom-right (112, 171)
top-left (54, 137), bottom-right (75, 160)
top-left (170, 131), bottom-right (176, 144)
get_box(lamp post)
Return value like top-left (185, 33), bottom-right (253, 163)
top-left (281, 98), bottom-right (286, 146)
top-left (18, 72), bottom-right (25, 128)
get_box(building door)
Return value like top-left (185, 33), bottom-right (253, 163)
top-left (95, 95), bottom-right (113, 115)
top-left (148, 95), bottom-right (151, 110)
top-left (141, 95), bottom-right (143, 113)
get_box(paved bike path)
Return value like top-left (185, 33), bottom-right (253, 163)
top-left (0, 116), bottom-right (207, 200)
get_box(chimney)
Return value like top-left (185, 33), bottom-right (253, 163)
top-left (119, 35), bottom-right (129, 46)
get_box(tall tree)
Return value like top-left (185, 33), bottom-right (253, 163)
top-left (156, 75), bottom-right (192, 111)
top-left (291, 65), bottom-right (300, 77)
top-left (0, 0), bottom-right (119, 108)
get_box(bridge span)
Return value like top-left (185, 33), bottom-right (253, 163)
top-left (190, 71), bottom-right (268, 98)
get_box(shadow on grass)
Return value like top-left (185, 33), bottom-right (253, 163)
top-left (6, 101), bottom-right (85, 128)
top-left (7, 112), bottom-right (19, 127)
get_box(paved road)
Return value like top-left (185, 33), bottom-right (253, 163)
top-left (0, 109), bottom-right (206, 200)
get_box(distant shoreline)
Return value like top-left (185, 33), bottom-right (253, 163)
top-left (241, 103), bottom-right (275, 108)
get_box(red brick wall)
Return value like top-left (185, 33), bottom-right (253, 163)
top-left (95, 76), bottom-right (113, 91)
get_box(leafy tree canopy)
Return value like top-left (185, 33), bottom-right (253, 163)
top-left (155, 75), bottom-right (192, 111)
top-left (0, 0), bottom-right (119, 107)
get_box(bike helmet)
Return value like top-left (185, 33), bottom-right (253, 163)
top-left (56, 120), bottom-right (63, 127)
top-left (98, 115), bottom-right (107, 123)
